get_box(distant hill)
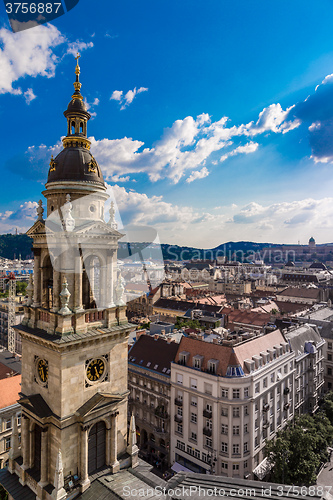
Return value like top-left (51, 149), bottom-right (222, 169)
top-left (0, 234), bottom-right (32, 260)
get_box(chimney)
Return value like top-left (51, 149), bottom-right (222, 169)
top-left (154, 334), bottom-right (159, 340)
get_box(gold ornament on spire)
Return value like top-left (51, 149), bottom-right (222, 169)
top-left (73, 52), bottom-right (82, 97)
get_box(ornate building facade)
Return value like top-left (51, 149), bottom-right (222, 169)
top-left (5, 56), bottom-right (136, 500)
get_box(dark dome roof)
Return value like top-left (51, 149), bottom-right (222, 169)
top-left (47, 147), bottom-right (105, 187)
top-left (309, 237), bottom-right (315, 243)
top-left (309, 262), bottom-right (327, 270)
top-left (64, 98), bottom-right (90, 116)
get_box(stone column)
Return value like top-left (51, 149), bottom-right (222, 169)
top-left (39, 428), bottom-right (48, 486)
top-left (74, 253), bottom-right (83, 311)
top-left (52, 268), bottom-right (61, 312)
top-left (110, 413), bottom-right (120, 473)
top-left (107, 251), bottom-right (115, 308)
top-left (80, 426), bottom-right (90, 492)
top-left (21, 415), bottom-right (30, 469)
top-left (105, 426), bottom-right (111, 466)
top-left (33, 252), bottom-right (41, 307)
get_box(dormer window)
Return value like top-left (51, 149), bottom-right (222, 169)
top-left (179, 351), bottom-right (190, 366)
top-left (207, 359), bottom-right (219, 374)
top-left (193, 355), bottom-right (204, 370)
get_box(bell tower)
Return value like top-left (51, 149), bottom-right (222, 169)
top-left (8, 56), bottom-right (136, 500)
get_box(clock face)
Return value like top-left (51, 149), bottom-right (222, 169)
top-left (86, 358), bottom-right (105, 382)
top-left (37, 359), bottom-right (48, 383)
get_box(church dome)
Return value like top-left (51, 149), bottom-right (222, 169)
top-left (309, 237), bottom-right (315, 243)
top-left (65, 97), bottom-right (89, 115)
top-left (47, 147), bottom-right (105, 187)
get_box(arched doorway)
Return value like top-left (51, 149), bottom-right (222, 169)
top-left (88, 421), bottom-right (106, 475)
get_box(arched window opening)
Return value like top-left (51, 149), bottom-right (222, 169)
top-left (71, 121), bottom-right (75, 134)
top-left (80, 122), bottom-right (83, 133)
top-left (42, 255), bottom-right (53, 309)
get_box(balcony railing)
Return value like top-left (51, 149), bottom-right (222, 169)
top-left (174, 414), bottom-right (183, 423)
top-left (155, 408), bottom-right (169, 420)
top-left (174, 397), bottom-right (183, 406)
top-left (203, 427), bottom-right (212, 437)
top-left (203, 409), bottom-right (212, 418)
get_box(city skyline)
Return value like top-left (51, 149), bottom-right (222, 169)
top-left (1, 0), bottom-right (333, 247)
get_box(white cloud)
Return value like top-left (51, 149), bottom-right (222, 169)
top-left (220, 141), bottom-right (259, 162)
top-left (66, 41), bottom-right (94, 56)
top-left (0, 201), bottom-right (38, 234)
top-left (0, 25), bottom-right (64, 95)
top-left (245, 104), bottom-right (301, 136)
top-left (110, 175), bottom-right (131, 182)
top-left (24, 88), bottom-right (36, 104)
top-left (186, 166), bottom-right (210, 183)
top-left (111, 86), bottom-right (148, 109)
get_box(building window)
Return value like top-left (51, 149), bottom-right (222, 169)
top-left (255, 382), bottom-right (260, 393)
top-left (233, 389), bottom-right (240, 399)
top-left (221, 462), bottom-right (228, 469)
top-left (233, 407), bottom-right (240, 417)
top-left (221, 424), bottom-right (228, 434)
top-left (206, 437), bottom-right (212, 448)
top-left (191, 396), bottom-right (197, 407)
top-left (263, 378), bottom-right (267, 388)
top-left (290, 361), bottom-right (293, 370)
top-left (244, 387), bottom-right (249, 398)
top-left (244, 406), bottom-right (248, 416)
top-left (221, 388), bottom-right (228, 398)
top-left (328, 342), bottom-right (332, 350)
top-left (221, 407), bottom-right (228, 417)
top-left (193, 356), bottom-right (202, 369)
top-left (233, 463), bottom-right (239, 471)
top-left (271, 373), bottom-right (275, 383)
top-left (204, 383), bottom-right (212, 395)
top-left (177, 424), bottom-right (183, 434)
top-left (177, 440), bottom-right (185, 451)
top-left (5, 419), bottom-right (11, 430)
top-left (191, 413), bottom-right (197, 423)
top-left (17, 415), bottom-right (21, 426)
top-left (5, 438), bottom-right (10, 451)
top-left (255, 437), bottom-right (259, 448)
top-left (206, 419), bottom-right (212, 430)
top-left (176, 374), bottom-right (183, 385)
top-left (190, 378), bottom-right (197, 390)
top-left (244, 442), bottom-right (248, 453)
top-left (284, 364), bottom-right (288, 374)
top-left (221, 442), bottom-right (228, 453)
top-left (328, 368), bottom-right (332, 376)
top-left (244, 423), bottom-right (248, 434)
top-left (255, 418), bottom-right (259, 429)
top-left (270, 391), bottom-right (273, 400)
top-left (255, 402), bottom-right (258, 412)
top-left (233, 444), bottom-right (239, 454)
top-left (328, 354), bottom-right (332, 361)
top-left (191, 432), bottom-right (197, 441)
top-left (233, 425), bottom-right (240, 435)
top-left (177, 406), bottom-right (183, 416)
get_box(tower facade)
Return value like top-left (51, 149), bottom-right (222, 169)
top-left (8, 56), bottom-right (134, 499)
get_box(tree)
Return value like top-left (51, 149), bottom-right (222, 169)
top-left (265, 414), bottom-right (333, 485)
top-left (16, 281), bottom-right (28, 295)
top-left (175, 318), bottom-right (201, 330)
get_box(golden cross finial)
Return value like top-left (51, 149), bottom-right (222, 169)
top-left (75, 52), bottom-right (80, 63)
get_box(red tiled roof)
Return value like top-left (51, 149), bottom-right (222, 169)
top-left (0, 374), bottom-right (21, 409)
top-left (175, 337), bottom-right (234, 376)
top-left (277, 287), bottom-right (320, 299)
top-left (0, 362), bottom-right (18, 380)
top-left (221, 308), bottom-right (271, 327)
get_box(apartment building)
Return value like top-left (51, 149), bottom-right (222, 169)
top-left (0, 375), bottom-right (21, 469)
top-left (294, 305), bottom-right (333, 392)
top-left (170, 330), bottom-right (294, 479)
top-left (284, 324), bottom-right (325, 414)
top-left (128, 335), bottom-right (179, 467)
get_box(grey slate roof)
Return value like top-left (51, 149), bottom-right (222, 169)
top-left (0, 349), bottom-right (21, 374)
top-left (284, 323), bottom-right (323, 357)
top-left (19, 394), bottom-right (53, 419)
top-left (15, 323), bottom-right (133, 345)
top-left (0, 469), bottom-right (36, 500)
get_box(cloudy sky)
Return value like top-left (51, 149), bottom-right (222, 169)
top-left (1, 0), bottom-right (333, 247)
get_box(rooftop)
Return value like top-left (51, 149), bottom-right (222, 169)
top-left (0, 374), bottom-right (21, 409)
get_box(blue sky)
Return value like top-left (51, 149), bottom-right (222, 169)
top-left (2, 0), bottom-right (333, 247)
